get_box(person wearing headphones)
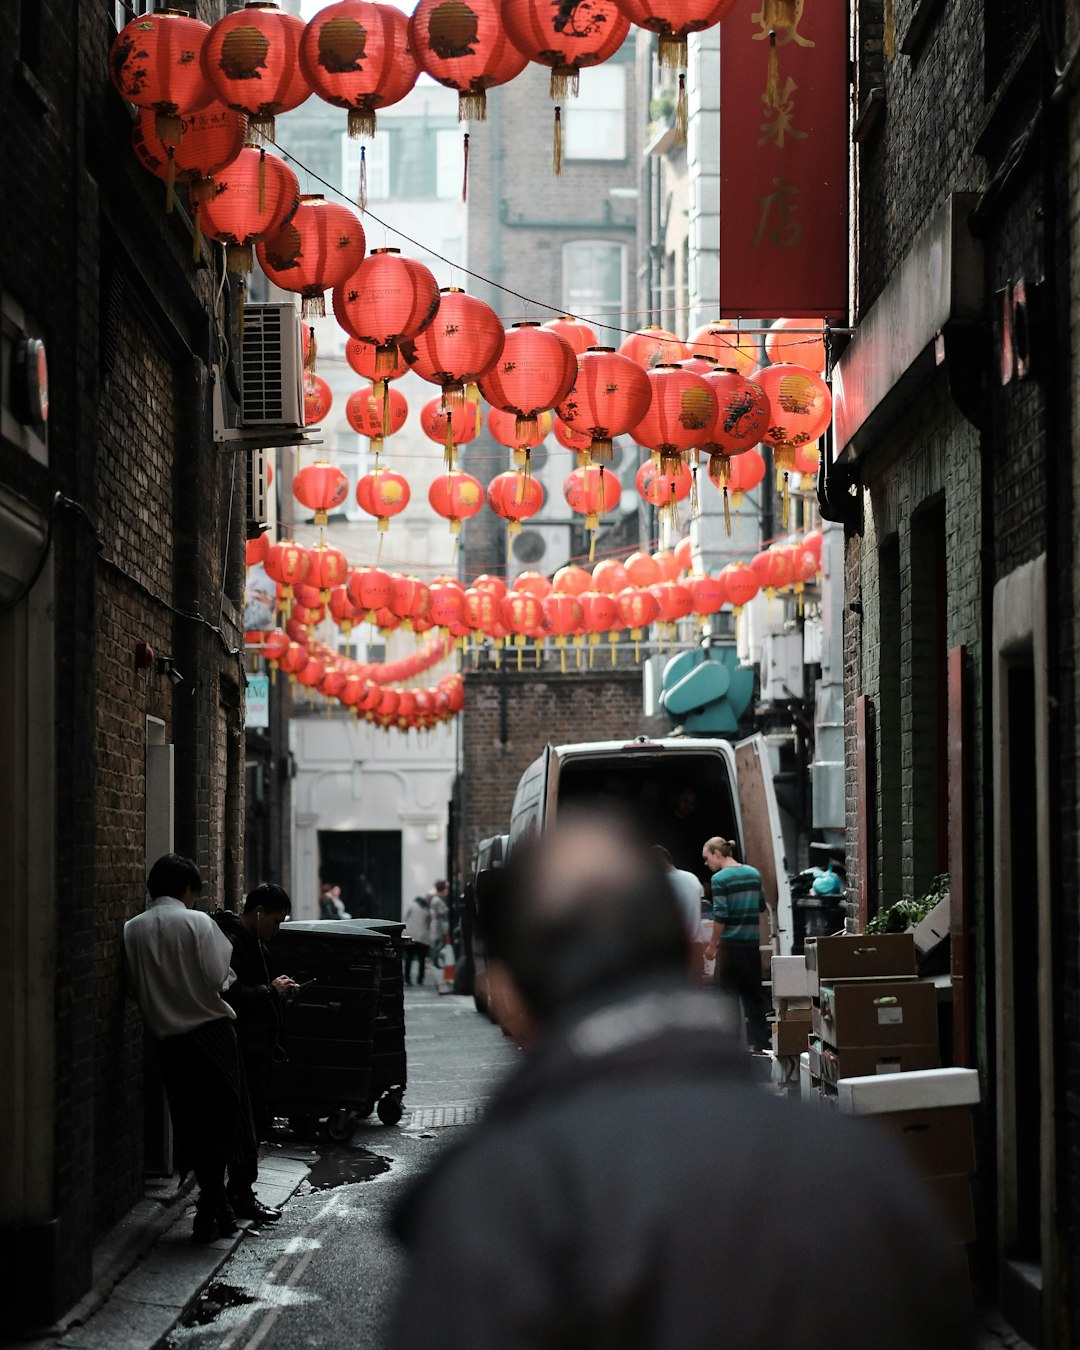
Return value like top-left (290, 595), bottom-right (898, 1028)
top-left (213, 882), bottom-right (299, 1222)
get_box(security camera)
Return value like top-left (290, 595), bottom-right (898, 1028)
top-left (166, 665), bottom-right (185, 686)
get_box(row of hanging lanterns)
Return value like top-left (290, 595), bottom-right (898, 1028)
top-left (110, 0), bottom-right (746, 188)
top-left (247, 525), bottom-right (824, 673)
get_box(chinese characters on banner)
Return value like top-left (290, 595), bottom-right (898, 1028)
top-left (718, 1), bottom-right (848, 319)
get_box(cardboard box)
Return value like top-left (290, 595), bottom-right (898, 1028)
top-left (818, 1041), bottom-right (940, 1087)
top-left (771, 1019), bottom-right (813, 1057)
top-left (837, 1067), bottom-right (979, 1115)
top-left (813, 979), bottom-right (938, 1050)
top-left (804, 932), bottom-right (917, 995)
top-left (869, 1105), bottom-right (977, 1176)
top-left (770, 955), bottom-right (809, 999)
top-left (913, 895), bottom-right (951, 958)
top-left (776, 998), bottom-right (813, 1021)
top-left (927, 1173), bottom-right (976, 1244)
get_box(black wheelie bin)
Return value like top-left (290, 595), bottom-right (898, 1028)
top-left (269, 919), bottom-right (405, 1140)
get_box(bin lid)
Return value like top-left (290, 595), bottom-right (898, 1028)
top-left (278, 920), bottom-right (394, 948)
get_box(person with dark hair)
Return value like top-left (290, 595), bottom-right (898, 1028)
top-left (124, 854), bottom-right (258, 1243)
top-left (703, 835), bottom-right (770, 1051)
top-left (402, 894), bottom-right (432, 985)
top-left (387, 811), bottom-right (973, 1350)
top-left (212, 883), bottom-right (298, 1221)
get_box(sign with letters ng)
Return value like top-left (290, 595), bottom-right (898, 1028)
top-left (718, 1), bottom-right (848, 320)
top-left (246, 674), bottom-right (270, 729)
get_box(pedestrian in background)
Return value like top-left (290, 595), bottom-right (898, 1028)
top-left (124, 854), bottom-right (258, 1243)
top-left (212, 883), bottom-right (298, 1222)
top-left (703, 835), bottom-right (770, 1052)
top-left (319, 881), bottom-right (347, 920)
top-left (403, 894), bottom-right (432, 985)
top-left (388, 811), bottom-right (972, 1349)
top-left (652, 844), bottom-right (707, 976)
top-left (428, 879), bottom-right (450, 969)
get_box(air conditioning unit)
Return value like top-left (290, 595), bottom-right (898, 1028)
top-left (509, 523), bottom-right (572, 577)
top-left (213, 301), bottom-right (308, 447)
top-left (759, 631), bottom-right (805, 703)
top-left (240, 302), bottom-right (304, 429)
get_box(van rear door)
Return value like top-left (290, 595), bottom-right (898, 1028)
top-left (735, 734), bottom-right (793, 958)
top-left (507, 744), bottom-right (553, 853)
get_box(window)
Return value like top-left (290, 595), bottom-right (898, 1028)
top-left (562, 65), bottom-right (626, 161)
top-left (436, 128), bottom-right (463, 200)
top-left (562, 241), bottom-right (626, 324)
top-left (112, 0), bottom-right (153, 29)
top-left (342, 123), bottom-right (460, 201)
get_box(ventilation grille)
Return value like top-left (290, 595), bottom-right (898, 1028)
top-left (239, 302), bottom-right (303, 429)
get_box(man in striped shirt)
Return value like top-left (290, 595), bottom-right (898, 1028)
top-left (703, 837), bottom-right (770, 1052)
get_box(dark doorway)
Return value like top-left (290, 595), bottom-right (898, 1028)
top-left (317, 829), bottom-right (402, 921)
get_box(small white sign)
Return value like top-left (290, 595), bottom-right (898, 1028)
top-left (246, 674), bottom-right (269, 729)
top-left (877, 1007), bottom-right (904, 1025)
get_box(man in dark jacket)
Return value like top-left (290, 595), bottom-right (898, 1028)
top-left (388, 810), bottom-right (973, 1350)
top-left (213, 882), bottom-right (298, 1221)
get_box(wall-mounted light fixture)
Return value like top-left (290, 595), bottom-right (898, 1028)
top-left (155, 656), bottom-right (185, 686)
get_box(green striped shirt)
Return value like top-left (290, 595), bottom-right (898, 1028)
top-left (710, 865), bottom-right (765, 943)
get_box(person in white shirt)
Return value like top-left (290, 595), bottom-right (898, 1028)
top-left (653, 846), bottom-right (707, 976)
top-left (124, 854), bottom-right (257, 1243)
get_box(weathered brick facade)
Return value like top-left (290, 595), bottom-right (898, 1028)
top-left (840, 0), bottom-right (1079, 1338)
top-left (0, 2), bottom-right (248, 1327)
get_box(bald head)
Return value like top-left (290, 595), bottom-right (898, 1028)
top-left (484, 809), bottom-right (690, 1022)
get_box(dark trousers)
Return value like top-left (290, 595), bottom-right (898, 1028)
top-left (403, 944), bottom-right (427, 984)
top-left (715, 942), bottom-right (771, 1050)
top-left (158, 1018), bottom-right (259, 1212)
top-left (238, 1040), bottom-right (274, 1144)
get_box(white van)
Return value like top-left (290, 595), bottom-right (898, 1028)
top-left (472, 733), bottom-right (793, 1012)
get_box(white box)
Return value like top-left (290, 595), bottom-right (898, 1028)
top-left (913, 895), bottom-right (951, 957)
top-left (836, 1067), bottom-right (981, 1116)
top-left (770, 955), bottom-right (809, 999)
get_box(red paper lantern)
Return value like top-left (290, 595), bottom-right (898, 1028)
top-left (389, 574), bottom-right (432, 627)
top-left (500, 590), bottom-right (544, 665)
top-left (328, 586), bottom-right (361, 634)
top-left (334, 248), bottom-right (441, 376)
top-left (197, 146), bottom-right (300, 272)
top-left (751, 548), bottom-right (793, 596)
top-left (488, 407), bottom-right (553, 466)
top-left (246, 533), bottom-right (270, 566)
top-left (784, 544), bottom-right (820, 593)
top-left (406, 288), bottom-right (505, 408)
top-left (618, 326), bottom-right (689, 369)
top-left (635, 457), bottom-right (693, 509)
top-left (754, 364), bottom-right (833, 454)
top-left (707, 447), bottom-right (766, 533)
top-left (409, 0), bottom-right (528, 121)
top-left (421, 397), bottom-right (482, 462)
top-left (303, 374), bottom-right (333, 425)
top-left (264, 540), bottom-right (313, 611)
top-left (564, 464), bottom-right (621, 558)
top-left (543, 592), bottom-right (584, 669)
top-left (555, 347), bottom-right (652, 463)
top-left (803, 528), bottom-right (824, 566)
top-left (346, 565), bottom-right (393, 616)
top-left (580, 589), bottom-right (620, 663)
top-left (310, 545), bottom-right (349, 601)
top-left (592, 558), bottom-right (629, 594)
top-left (473, 573), bottom-right (508, 599)
top-left (793, 441), bottom-right (821, 476)
top-left (651, 579), bottom-right (693, 624)
top-left (293, 461), bottom-right (348, 525)
top-left (673, 535), bottom-right (693, 572)
top-left (201, 2), bottom-right (310, 140)
top-left (256, 195), bottom-right (366, 318)
top-left (699, 369), bottom-right (771, 458)
top-left (261, 629), bottom-right (291, 661)
top-left (300, 1), bottom-right (418, 138)
top-left (356, 467), bottom-right (411, 531)
top-left (478, 322), bottom-right (578, 444)
top-left (486, 469), bottom-right (544, 534)
top-left (464, 586), bottom-right (500, 635)
top-left (612, 0), bottom-right (738, 67)
top-left (131, 103), bottom-right (247, 213)
top-left (653, 549), bottom-right (680, 582)
top-left (615, 587), bottom-right (661, 654)
top-left (687, 320), bottom-right (758, 377)
top-left (428, 470), bottom-right (485, 533)
top-left (429, 580), bottom-right (465, 629)
top-left (689, 573), bottom-right (726, 617)
top-left (346, 383), bottom-right (409, 455)
top-left (553, 416), bottom-right (593, 458)
top-left (296, 655), bottom-right (327, 689)
top-left (345, 337), bottom-right (409, 382)
top-left (629, 365), bottom-right (717, 472)
top-left (513, 571), bottom-right (552, 600)
top-left (502, 0), bottom-right (629, 100)
top-left (109, 10), bottom-right (213, 142)
top-left (624, 551), bottom-right (661, 588)
top-left (553, 564), bottom-right (591, 596)
top-left (543, 316), bottom-right (599, 355)
top-left (765, 318), bottom-right (827, 374)
top-left (719, 562), bottom-right (761, 612)
top-left (277, 640), bottom-right (310, 677)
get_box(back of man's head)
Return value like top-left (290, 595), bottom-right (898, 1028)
top-left (484, 809), bottom-right (689, 1023)
top-left (244, 882), bottom-right (291, 916)
top-left (147, 853), bottom-right (202, 901)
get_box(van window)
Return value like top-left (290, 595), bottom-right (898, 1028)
top-left (557, 750), bottom-right (738, 887)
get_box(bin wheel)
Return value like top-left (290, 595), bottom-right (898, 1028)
top-left (289, 1115), bottom-right (319, 1141)
top-left (324, 1108), bottom-right (358, 1143)
top-left (377, 1093), bottom-right (404, 1127)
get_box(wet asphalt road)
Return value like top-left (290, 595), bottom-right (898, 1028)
top-left (164, 981), bottom-right (517, 1350)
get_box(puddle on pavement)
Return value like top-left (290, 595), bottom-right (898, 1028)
top-left (184, 1281), bottom-right (258, 1327)
top-left (304, 1145), bottom-right (392, 1191)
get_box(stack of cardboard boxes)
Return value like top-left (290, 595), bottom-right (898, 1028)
top-left (769, 955), bottom-right (814, 1059)
top-left (837, 1068), bottom-right (980, 1248)
top-left (804, 932), bottom-right (940, 1094)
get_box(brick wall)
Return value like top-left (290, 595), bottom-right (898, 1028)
top-left (460, 664), bottom-right (666, 869)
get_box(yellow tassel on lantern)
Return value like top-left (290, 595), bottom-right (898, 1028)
top-left (462, 131), bottom-right (470, 202)
top-left (348, 106), bottom-right (377, 139)
top-left (676, 73), bottom-right (687, 143)
top-left (305, 326), bottom-right (318, 375)
top-left (690, 464), bottom-right (700, 519)
top-left (553, 106), bottom-right (563, 176)
top-left (359, 145), bottom-right (368, 212)
top-left (724, 486), bottom-right (732, 536)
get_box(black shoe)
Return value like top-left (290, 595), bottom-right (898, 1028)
top-left (216, 1201), bottom-right (239, 1236)
top-left (229, 1194), bottom-right (281, 1223)
top-left (404, 977), bottom-right (412, 985)
top-left (192, 1211), bottom-right (219, 1243)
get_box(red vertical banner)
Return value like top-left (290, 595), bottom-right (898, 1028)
top-left (718, 1), bottom-right (848, 319)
